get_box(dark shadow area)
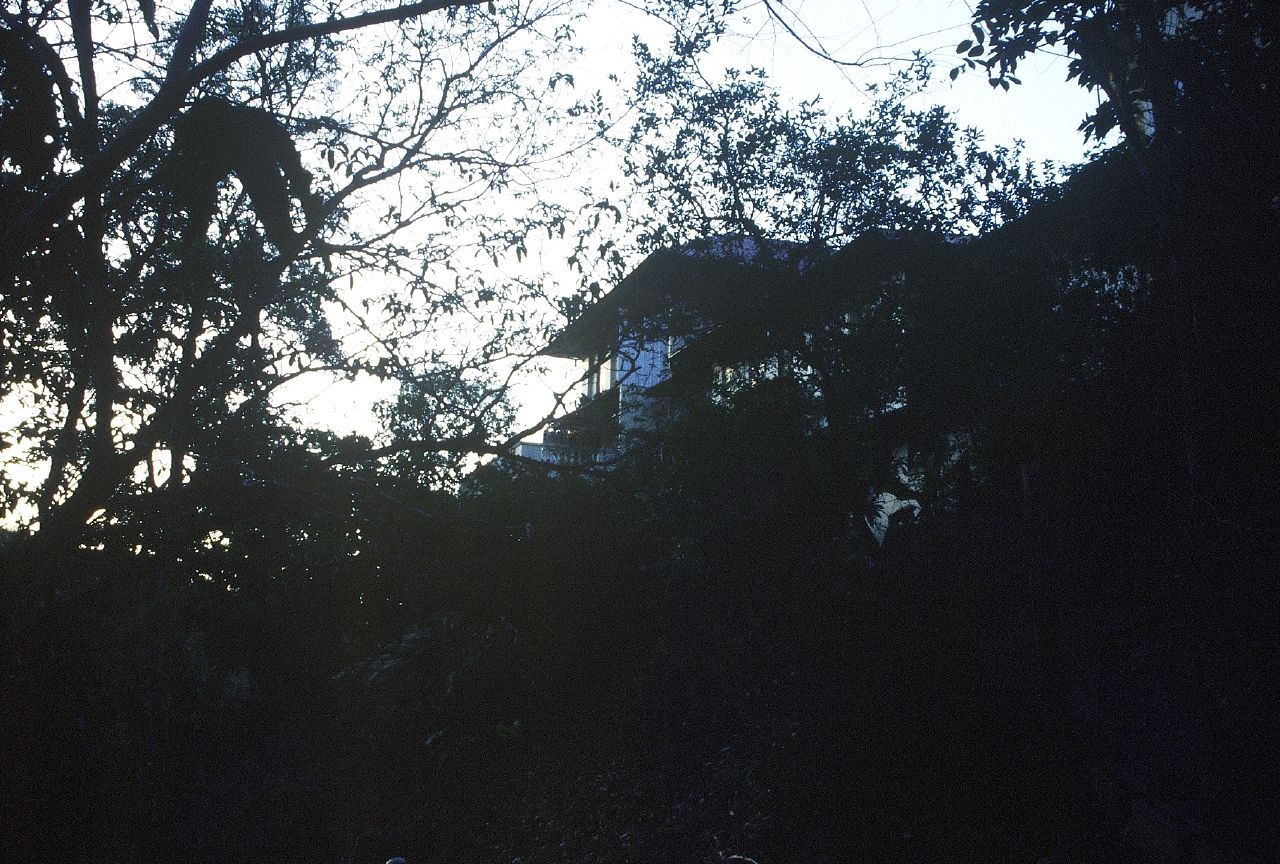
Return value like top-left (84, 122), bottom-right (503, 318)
top-left (4, 2), bottom-right (1279, 861)
top-left (3, 447), bottom-right (1277, 863)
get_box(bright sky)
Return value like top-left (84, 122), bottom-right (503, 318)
top-left (584, 0), bottom-right (1103, 165)
top-left (286, 0), bottom-right (1106, 440)
top-left (757, 0), bottom-right (1100, 160)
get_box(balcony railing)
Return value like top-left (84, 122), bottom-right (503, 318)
top-left (515, 441), bottom-right (617, 466)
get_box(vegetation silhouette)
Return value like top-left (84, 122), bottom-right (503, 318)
top-left (2, 1), bottom-right (1277, 862)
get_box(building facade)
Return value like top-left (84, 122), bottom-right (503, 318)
top-left (518, 236), bottom-right (806, 463)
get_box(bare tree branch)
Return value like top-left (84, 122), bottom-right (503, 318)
top-left (0, 0), bottom-right (489, 267)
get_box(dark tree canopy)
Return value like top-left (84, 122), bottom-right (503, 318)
top-left (2, 2), bottom-right (1278, 863)
top-left (0, 0), bottom-right (625, 551)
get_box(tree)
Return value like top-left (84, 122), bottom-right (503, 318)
top-left (0, 0), bottom-right (611, 557)
top-left (960, 0), bottom-right (1280, 542)
top-left (602, 45), bottom-right (1059, 525)
top-left (960, 0), bottom-right (1279, 145)
top-left (621, 55), bottom-right (1047, 252)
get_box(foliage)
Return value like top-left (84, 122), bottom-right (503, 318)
top-left (3, 3), bottom-right (1278, 862)
top-left (959, 0), bottom-right (1280, 537)
top-left (573, 43), bottom-right (1077, 528)
top-left (0, 0), bottom-right (606, 551)
top-left (621, 54), bottom-right (1052, 251)
top-left (960, 0), bottom-right (1279, 143)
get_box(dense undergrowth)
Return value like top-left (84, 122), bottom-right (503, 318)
top-left (4, 462), bottom-right (1276, 863)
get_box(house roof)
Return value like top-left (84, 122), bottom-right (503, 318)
top-left (543, 235), bottom-right (815, 359)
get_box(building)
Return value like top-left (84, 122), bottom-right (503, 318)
top-left (520, 230), bottom-right (1055, 546)
top-left (518, 235), bottom-right (809, 464)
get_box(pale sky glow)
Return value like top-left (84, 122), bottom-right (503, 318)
top-left (570, 0), bottom-right (1104, 164)
top-left (695, 0), bottom-right (1103, 165)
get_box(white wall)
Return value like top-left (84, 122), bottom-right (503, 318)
top-left (615, 333), bottom-right (670, 391)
